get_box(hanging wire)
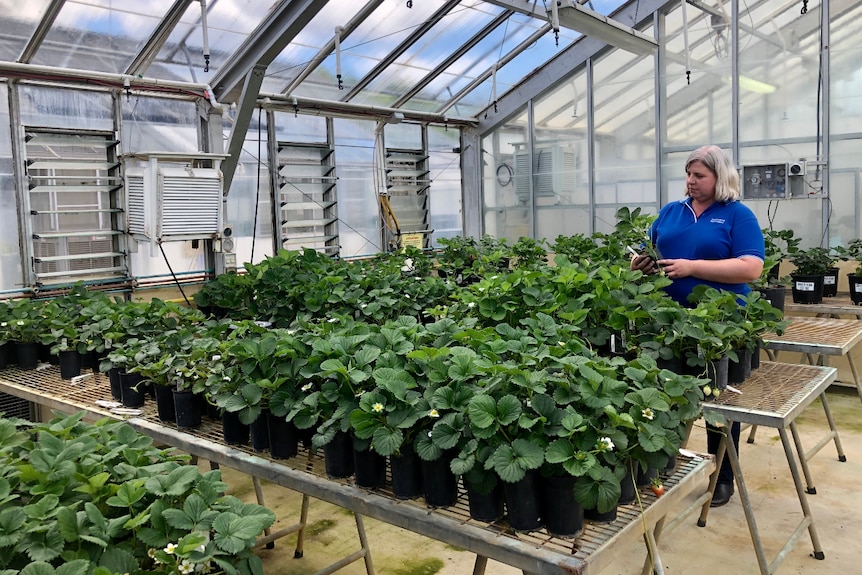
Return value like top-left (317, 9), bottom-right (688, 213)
top-left (200, 0), bottom-right (210, 72)
top-left (681, 0), bottom-right (691, 84)
top-left (334, 26), bottom-right (344, 90)
top-left (550, 0), bottom-right (560, 46)
top-left (801, 1), bottom-right (808, 14)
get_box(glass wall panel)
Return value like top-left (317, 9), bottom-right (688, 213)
top-left (533, 71), bottom-right (590, 241)
top-left (19, 86), bottom-right (113, 131)
top-left (482, 110), bottom-right (530, 241)
top-left (272, 112), bottom-right (327, 144)
top-left (230, 112), bottom-right (272, 269)
top-left (384, 123), bottom-right (421, 150)
top-left (121, 97), bottom-right (199, 153)
top-left (661, 4), bottom-right (732, 159)
top-left (428, 126), bottom-right (462, 245)
top-left (0, 83), bottom-right (23, 292)
top-left (592, 47), bottom-right (657, 234)
top-left (333, 118), bottom-right (380, 257)
top-left (828, 1), bottom-right (862, 255)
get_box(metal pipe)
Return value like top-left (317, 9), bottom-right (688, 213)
top-left (0, 61), bottom-right (211, 97)
top-left (261, 92), bottom-right (475, 126)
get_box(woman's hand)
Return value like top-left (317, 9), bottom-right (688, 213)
top-left (630, 253), bottom-right (658, 274)
top-left (658, 256), bottom-right (763, 282)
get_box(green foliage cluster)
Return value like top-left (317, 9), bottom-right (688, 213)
top-left (0, 412), bottom-right (275, 575)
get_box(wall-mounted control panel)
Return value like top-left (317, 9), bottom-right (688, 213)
top-left (741, 163), bottom-right (788, 199)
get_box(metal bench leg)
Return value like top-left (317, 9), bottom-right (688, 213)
top-left (789, 422), bottom-right (817, 495)
top-left (778, 427), bottom-right (825, 563)
top-left (847, 354), bottom-right (862, 405)
top-left (472, 556), bottom-right (488, 575)
top-left (251, 477), bottom-right (275, 549)
top-left (697, 431), bottom-right (725, 528)
top-left (818, 392), bottom-right (847, 462)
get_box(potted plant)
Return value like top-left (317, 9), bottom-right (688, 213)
top-left (840, 238), bottom-right (862, 304)
top-left (5, 298), bottom-right (47, 369)
top-left (789, 246), bottom-right (837, 304)
top-left (0, 411), bottom-right (275, 575)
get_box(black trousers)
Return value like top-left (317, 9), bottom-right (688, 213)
top-left (707, 420), bottom-right (741, 484)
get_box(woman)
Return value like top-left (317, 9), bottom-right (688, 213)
top-left (631, 144), bottom-right (764, 507)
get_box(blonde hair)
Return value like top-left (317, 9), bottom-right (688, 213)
top-left (685, 145), bottom-right (740, 202)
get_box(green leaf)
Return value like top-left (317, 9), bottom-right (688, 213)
top-left (467, 395), bottom-right (496, 429)
top-left (98, 547), bottom-right (138, 575)
top-left (574, 466), bottom-right (621, 514)
top-left (496, 395), bottom-right (522, 426)
top-left (25, 526), bottom-right (64, 562)
top-left (213, 513), bottom-right (267, 555)
top-left (0, 507), bottom-right (26, 546)
top-left (20, 562), bottom-right (57, 575)
top-left (56, 506), bottom-right (81, 542)
top-left (371, 427), bottom-right (403, 456)
top-left (23, 494), bottom-right (60, 520)
top-left (487, 439), bottom-right (544, 483)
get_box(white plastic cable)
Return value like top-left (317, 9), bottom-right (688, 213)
top-left (200, 0), bottom-right (210, 72)
top-left (681, 0), bottom-right (691, 84)
top-left (335, 26), bottom-right (344, 89)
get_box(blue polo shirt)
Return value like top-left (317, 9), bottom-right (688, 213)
top-left (650, 198), bottom-right (764, 305)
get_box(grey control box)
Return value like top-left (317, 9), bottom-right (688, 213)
top-left (741, 163), bottom-right (788, 199)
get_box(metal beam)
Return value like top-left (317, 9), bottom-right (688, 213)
top-left (476, 0), bottom-right (667, 134)
top-left (126, 0), bottom-right (196, 76)
top-left (18, 0), bottom-right (65, 63)
top-left (209, 0), bottom-right (330, 103)
top-left (483, 0), bottom-right (657, 53)
top-left (392, 10), bottom-right (513, 109)
top-left (341, 0), bottom-right (461, 102)
top-left (281, 0), bottom-right (384, 95)
top-left (221, 64), bottom-right (267, 194)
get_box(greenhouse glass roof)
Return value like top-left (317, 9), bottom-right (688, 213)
top-left (0, 0), bottom-right (645, 120)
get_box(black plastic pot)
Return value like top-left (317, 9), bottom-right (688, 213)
top-left (390, 446), bottom-right (423, 499)
top-left (153, 384), bottom-right (177, 422)
top-left (728, 347), bottom-right (752, 385)
top-left (707, 355), bottom-right (730, 391)
top-left (222, 410), bottom-right (250, 445)
top-left (119, 371), bottom-right (146, 408)
top-left (173, 389), bottom-right (202, 429)
top-left (465, 480), bottom-right (505, 522)
top-left (249, 412), bottom-right (270, 452)
top-left (619, 463), bottom-right (637, 506)
top-left (0, 342), bottom-right (8, 370)
top-left (539, 474), bottom-right (584, 537)
top-left (421, 453), bottom-right (458, 508)
top-left (267, 411), bottom-right (298, 459)
top-left (353, 444), bottom-right (386, 489)
top-left (107, 367), bottom-right (122, 400)
top-left (823, 267), bottom-right (839, 297)
top-left (15, 342), bottom-right (39, 371)
top-left (750, 341), bottom-right (761, 371)
top-left (790, 274), bottom-right (824, 304)
top-left (758, 285), bottom-right (786, 313)
top-left (502, 470), bottom-right (542, 531)
top-left (323, 431), bottom-right (355, 479)
top-left (849, 274), bottom-right (862, 305)
top-left (58, 350), bottom-right (82, 380)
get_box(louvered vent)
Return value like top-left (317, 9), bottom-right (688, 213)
top-left (126, 171), bottom-right (145, 236)
top-left (123, 154), bottom-right (224, 243)
top-left (159, 167), bottom-right (221, 237)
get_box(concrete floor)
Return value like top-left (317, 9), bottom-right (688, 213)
top-left (220, 385), bottom-right (862, 575)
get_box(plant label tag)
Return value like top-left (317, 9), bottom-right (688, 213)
top-left (825, 276), bottom-right (836, 285)
top-left (795, 281), bottom-right (815, 292)
top-left (855, 284), bottom-right (862, 294)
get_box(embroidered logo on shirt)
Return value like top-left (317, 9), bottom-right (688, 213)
top-left (710, 218), bottom-right (726, 224)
